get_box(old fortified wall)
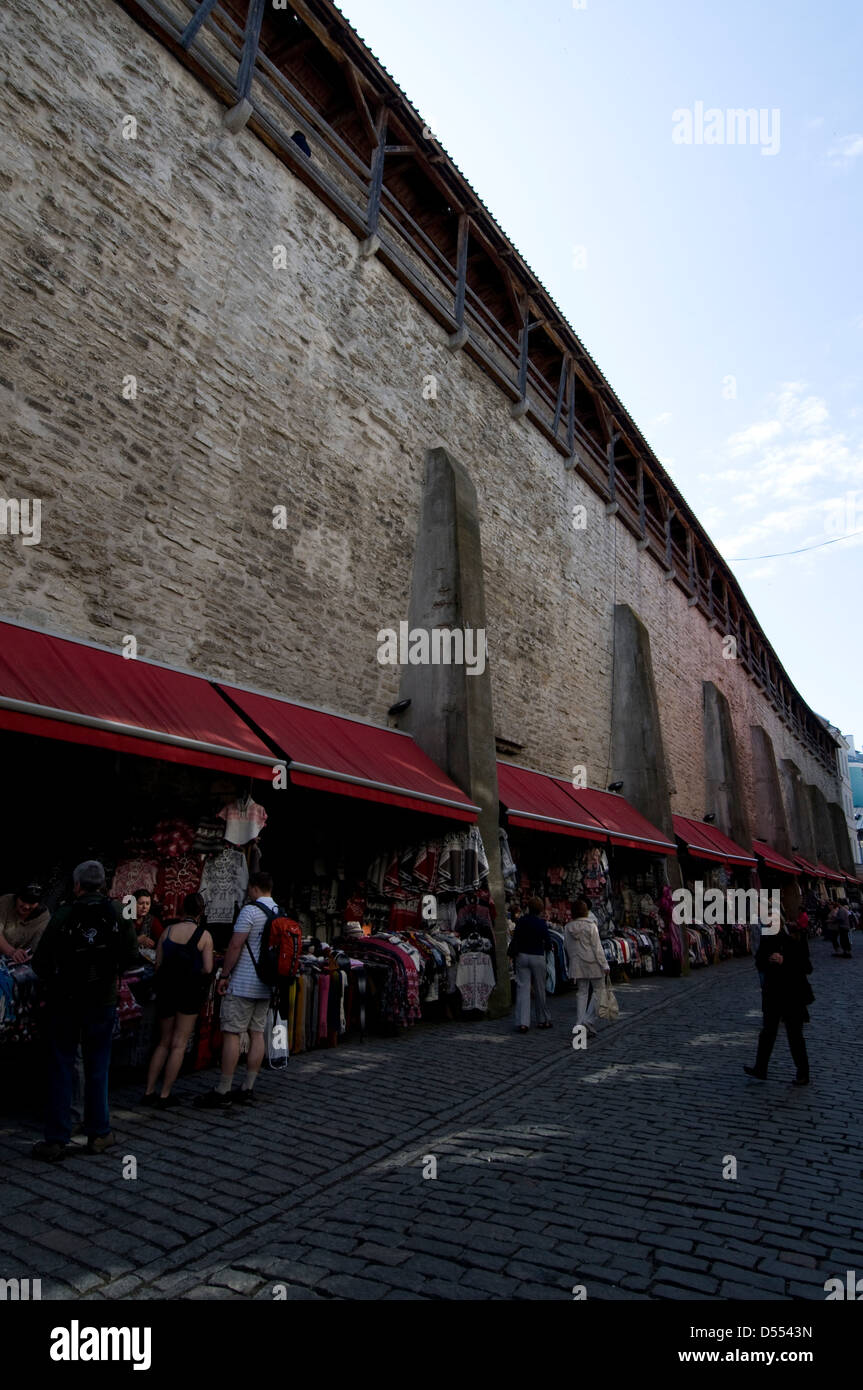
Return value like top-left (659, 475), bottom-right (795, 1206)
top-left (0, 0), bottom-right (852, 871)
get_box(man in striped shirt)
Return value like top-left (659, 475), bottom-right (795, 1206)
top-left (194, 872), bottom-right (275, 1110)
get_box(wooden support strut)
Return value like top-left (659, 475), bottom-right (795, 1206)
top-left (224, 0), bottom-right (267, 132)
top-left (448, 213), bottom-right (470, 349)
top-left (664, 502), bottom-right (676, 577)
top-left (606, 429), bottom-right (621, 514)
top-left (344, 63), bottom-right (378, 148)
top-left (686, 533), bottom-right (699, 605)
top-left (180, 0), bottom-right (219, 49)
top-left (361, 106), bottom-right (388, 254)
top-left (566, 359), bottom-right (576, 460)
top-left (511, 298), bottom-right (531, 419)
top-left (707, 563), bottom-right (718, 624)
top-left (636, 460), bottom-right (649, 548)
top-left (552, 356), bottom-right (567, 435)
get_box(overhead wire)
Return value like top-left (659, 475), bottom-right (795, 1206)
top-left (728, 530), bottom-right (863, 562)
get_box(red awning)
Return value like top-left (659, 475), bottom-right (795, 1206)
top-left (0, 621), bottom-right (277, 779)
top-left (497, 762), bottom-right (608, 840)
top-left (497, 763), bottom-right (675, 851)
top-left (793, 855), bottom-right (821, 877)
top-left (566, 785), bottom-right (677, 853)
top-left (673, 815), bottom-right (757, 867)
top-left (816, 862), bottom-right (845, 884)
top-left (218, 684), bottom-right (479, 821)
top-left (752, 839), bottom-right (801, 876)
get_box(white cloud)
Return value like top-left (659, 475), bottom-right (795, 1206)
top-left (827, 133), bottom-right (863, 168)
top-left (703, 382), bottom-right (863, 564)
top-left (653, 411), bottom-right (672, 426)
top-left (727, 420), bottom-right (781, 454)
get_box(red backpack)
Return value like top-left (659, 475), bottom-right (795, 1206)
top-left (246, 903), bottom-right (303, 987)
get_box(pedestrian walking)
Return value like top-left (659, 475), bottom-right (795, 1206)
top-left (141, 893), bottom-right (213, 1109)
top-left (30, 860), bottom-right (138, 1160)
top-left (193, 871), bottom-right (276, 1108)
top-left (509, 896), bottom-right (552, 1034)
top-left (828, 901), bottom-right (852, 958)
top-left (563, 897), bottom-right (609, 1037)
top-left (744, 918), bottom-right (813, 1086)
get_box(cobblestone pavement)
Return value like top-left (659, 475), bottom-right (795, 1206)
top-left (2, 940), bottom-right (861, 1301)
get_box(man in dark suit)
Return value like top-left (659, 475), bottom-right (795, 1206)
top-left (744, 919), bottom-right (813, 1086)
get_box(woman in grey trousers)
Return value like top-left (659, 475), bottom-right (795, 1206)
top-left (510, 896), bottom-right (553, 1034)
top-left (564, 897), bottom-right (609, 1037)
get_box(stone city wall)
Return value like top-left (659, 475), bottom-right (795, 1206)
top-left (0, 0), bottom-right (846, 849)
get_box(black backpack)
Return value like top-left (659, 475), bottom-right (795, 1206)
top-left (53, 898), bottom-right (123, 995)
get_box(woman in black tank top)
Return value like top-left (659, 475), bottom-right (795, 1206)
top-left (141, 893), bottom-right (214, 1110)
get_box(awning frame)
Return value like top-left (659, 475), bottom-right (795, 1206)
top-left (673, 814), bottom-right (757, 867)
top-left (0, 693), bottom-right (278, 769)
top-left (287, 758), bottom-right (481, 815)
top-left (216, 679), bottom-right (481, 820)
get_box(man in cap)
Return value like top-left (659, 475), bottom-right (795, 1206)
top-left (0, 883), bottom-right (50, 963)
top-left (30, 861), bottom-right (138, 1161)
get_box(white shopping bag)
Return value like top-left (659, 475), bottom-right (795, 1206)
top-left (265, 1008), bottom-right (289, 1069)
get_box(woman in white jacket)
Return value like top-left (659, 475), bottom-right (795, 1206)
top-left (564, 897), bottom-right (610, 1036)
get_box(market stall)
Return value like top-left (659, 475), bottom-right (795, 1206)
top-left (497, 761), bottom-right (678, 987)
top-left (671, 815), bottom-right (758, 966)
top-left (0, 621), bottom-right (503, 1084)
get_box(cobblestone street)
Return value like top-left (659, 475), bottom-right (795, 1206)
top-left (3, 938), bottom-right (860, 1302)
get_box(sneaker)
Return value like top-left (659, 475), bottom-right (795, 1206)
top-left (156, 1094), bottom-right (182, 1110)
top-left (792, 1076), bottom-right (810, 1086)
top-left (743, 1066), bottom-right (767, 1080)
top-left (236, 1088), bottom-right (256, 1105)
top-left (193, 1089), bottom-right (233, 1110)
top-left (31, 1141), bottom-right (74, 1163)
top-left (87, 1132), bottom-right (116, 1154)
top-left (140, 1093), bottom-right (159, 1108)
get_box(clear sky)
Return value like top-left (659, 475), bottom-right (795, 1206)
top-left (337, 0), bottom-right (863, 750)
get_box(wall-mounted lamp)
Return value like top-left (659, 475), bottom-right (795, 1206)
top-left (791, 845), bottom-right (799, 853)
top-left (703, 813), bottom-right (716, 823)
top-left (607, 781), bottom-right (624, 793)
top-left (388, 699), bottom-right (411, 716)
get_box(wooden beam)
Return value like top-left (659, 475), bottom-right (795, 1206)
top-left (235, 0), bottom-right (266, 103)
top-left (567, 359), bottom-right (575, 456)
top-left (511, 295), bottom-right (530, 418)
top-left (454, 212), bottom-right (469, 326)
top-left (180, 0), bottom-right (219, 49)
top-left (365, 104), bottom-right (388, 240)
top-left (594, 393), bottom-right (614, 447)
top-left (664, 501), bottom-right (676, 572)
top-left (286, 0), bottom-right (348, 65)
top-left (552, 355), bottom-right (567, 435)
top-left (636, 460), bottom-right (646, 535)
top-left (343, 63), bottom-right (378, 147)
